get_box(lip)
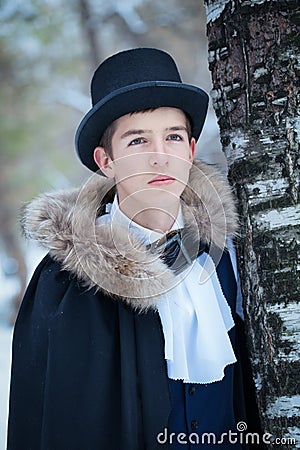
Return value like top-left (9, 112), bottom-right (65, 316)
top-left (148, 175), bottom-right (176, 186)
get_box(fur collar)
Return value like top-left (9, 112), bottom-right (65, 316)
top-left (21, 161), bottom-right (238, 311)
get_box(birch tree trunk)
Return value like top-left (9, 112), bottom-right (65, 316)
top-left (204, 0), bottom-right (300, 447)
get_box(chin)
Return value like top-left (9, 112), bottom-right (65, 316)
top-left (142, 188), bottom-right (182, 207)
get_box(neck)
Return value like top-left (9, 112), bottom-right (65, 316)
top-left (117, 196), bottom-right (180, 234)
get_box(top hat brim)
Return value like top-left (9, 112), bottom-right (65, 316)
top-left (75, 81), bottom-right (209, 172)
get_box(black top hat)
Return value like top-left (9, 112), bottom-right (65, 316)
top-left (75, 48), bottom-right (209, 172)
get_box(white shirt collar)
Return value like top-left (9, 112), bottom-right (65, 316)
top-left (107, 195), bottom-right (184, 245)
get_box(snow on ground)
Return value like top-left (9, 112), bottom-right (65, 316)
top-left (0, 243), bottom-right (46, 449)
top-left (0, 324), bottom-right (13, 450)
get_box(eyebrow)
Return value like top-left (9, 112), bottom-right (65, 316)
top-left (120, 126), bottom-right (188, 140)
top-left (120, 129), bottom-right (151, 139)
top-left (166, 126), bottom-right (188, 133)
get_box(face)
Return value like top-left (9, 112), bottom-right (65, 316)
top-left (94, 107), bottom-right (195, 220)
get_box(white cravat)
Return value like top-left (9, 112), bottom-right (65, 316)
top-left (97, 196), bottom-right (237, 384)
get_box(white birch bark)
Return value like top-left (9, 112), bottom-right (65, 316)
top-left (204, 0), bottom-right (300, 447)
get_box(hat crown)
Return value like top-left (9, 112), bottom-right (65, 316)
top-left (91, 48), bottom-right (182, 106)
top-left (76, 47), bottom-right (209, 172)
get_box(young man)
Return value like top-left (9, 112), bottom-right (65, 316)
top-left (7, 48), bottom-right (260, 449)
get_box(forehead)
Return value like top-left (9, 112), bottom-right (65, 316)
top-left (114, 107), bottom-right (187, 132)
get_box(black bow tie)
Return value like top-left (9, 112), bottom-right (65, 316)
top-left (148, 230), bottom-right (209, 275)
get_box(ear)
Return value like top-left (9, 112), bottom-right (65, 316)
top-left (93, 147), bottom-right (115, 178)
top-left (189, 138), bottom-right (196, 162)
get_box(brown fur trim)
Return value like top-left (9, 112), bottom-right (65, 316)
top-left (21, 161), bottom-right (238, 311)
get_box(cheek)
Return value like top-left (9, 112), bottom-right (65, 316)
top-left (115, 172), bottom-right (147, 196)
top-left (173, 156), bottom-right (192, 179)
top-left (113, 155), bottom-right (149, 180)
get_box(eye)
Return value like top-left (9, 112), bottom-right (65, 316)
top-left (128, 137), bottom-right (146, 146)
top-left (167, 134), bottom-right (183, 141)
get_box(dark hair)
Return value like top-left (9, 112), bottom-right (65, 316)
top-left (99, 108), bottom-right (192, 158)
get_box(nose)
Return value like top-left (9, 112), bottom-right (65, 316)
top-left (148, 140), bottom-right (169, 167)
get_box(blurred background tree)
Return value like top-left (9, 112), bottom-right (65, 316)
top-left (0, 0), bottom-right (221, 324)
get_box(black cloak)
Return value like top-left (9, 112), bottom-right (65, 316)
top-left (7, 161), bottom-right (262, 449)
